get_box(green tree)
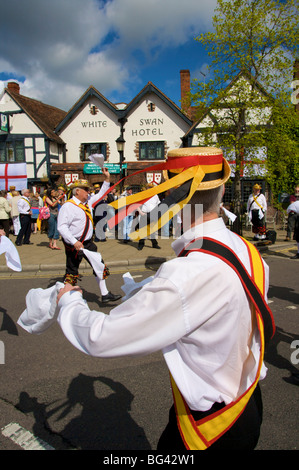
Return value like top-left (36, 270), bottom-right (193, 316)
top-left (266, 102), bottom-right (299, 204)
top-left (191, 0), bottom-right (298, 233)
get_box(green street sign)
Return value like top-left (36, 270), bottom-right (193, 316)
top-left (83, 163), bottom-right (127, 174)
top-left (0, 114), bottom-right (8, 133)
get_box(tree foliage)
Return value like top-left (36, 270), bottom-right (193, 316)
top-left (266, 102), bottom-right (299, 204)
top-left (190, 0), bottom-right (299, 223)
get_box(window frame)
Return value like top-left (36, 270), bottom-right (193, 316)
top-left (0, 138), bottom-right (25, 163)
top-left (139, 141), bottom-right (165, 161)
top-left (80, 142), bottom-right (107, 162)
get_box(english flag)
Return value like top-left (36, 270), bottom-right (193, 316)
top-left (0, 163), bottom-right (27, 191)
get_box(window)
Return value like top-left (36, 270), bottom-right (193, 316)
top-left (80, 143), bottom-right (107, 162)
top-left (0, 139), bottom-right (25, 162)
top-left (139, 141), bottom-right (164, 160)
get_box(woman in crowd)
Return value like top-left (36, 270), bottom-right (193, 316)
top-left (45, 188), bottom-right (64, 249)
top-left (29, 192), bottom-right (41, 234)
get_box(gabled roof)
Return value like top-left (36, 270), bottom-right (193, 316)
top-left (5, 87), bottom-right (67, 144)
top-left (120, 81), bottom-right (193, 125)
top-left (183, 69), bottom-right (273, 140)
top-left (55, 81), bottom-right (193, 133)
top-left (55, 85), bottom-right (118, 133)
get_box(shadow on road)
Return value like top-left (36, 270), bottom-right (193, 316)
top-left (16, 374), bottom-right (151, 450)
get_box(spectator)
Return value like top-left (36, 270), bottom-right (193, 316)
top-left (16, 189), bottom-right (32, 246)
top-left (29, 192), bottom-right (41, 234)
top-left (45, 188), bottom-right (64, 250)
top-left (9, 190), bottom-right (21, 236)
top-left (285, 185), bottom-right (299, 241)
top-left (0, 190), bottom-right (11, 237)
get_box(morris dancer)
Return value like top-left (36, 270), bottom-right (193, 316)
top-left (57, 169), bottom-right (121, 304)
top-left (56, 147), bottom-right (274, 450)
top-left (247, 184), bottom-right (267, 240)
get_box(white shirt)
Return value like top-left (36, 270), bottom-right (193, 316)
top-left (17, 196), bottom-right (31, 215)
top-left (57, 181), bottom-right (110, 245)
top-left (287, 200), bottom-right (299, 214)
top-left (57, 217), bottom-right (268, 411)
top-left (247, 192), bottom-right (267, 212)
top-left (140, 194), bottom-right (160, 213)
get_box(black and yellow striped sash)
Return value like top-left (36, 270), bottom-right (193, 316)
top-left (171, 236), bottom-right (275, 450)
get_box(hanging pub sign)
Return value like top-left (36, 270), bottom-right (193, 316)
top-left (146, 172), bottom-right (162, 185)
top-left (65, 174), bottom-right (79, 186)
top-left (0, 113), bottom-right (8, 133)
top-left (83, 163), bottom-right (127, 174)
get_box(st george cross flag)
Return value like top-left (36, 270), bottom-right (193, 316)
top-left (0, 163), bottom-right (27, 191)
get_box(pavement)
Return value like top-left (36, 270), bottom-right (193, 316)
top-left (0, 226), bottom-right (297, 277)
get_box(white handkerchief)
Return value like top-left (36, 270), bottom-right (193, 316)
top-left (17, 282), bottom-right (64, 334)
top-left (121, 272), bottom-right (154, 301)
top-left (82, 248), bottom-right (105, 279)
top-left (0, 235), bottom-right (22, 271)
top-left (222, 206), bottom-right (237, 223)
top-left (220, 204), bottom-right (237, 223)
top-left (88, 154), bottom-right (104, 168)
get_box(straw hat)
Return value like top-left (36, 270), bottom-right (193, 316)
top-left (253, 183), bottom-right (261, 190)
top-left (166, 147), bottom-right (231, 191)
top-left (70, 179), bottom-right (91, 190)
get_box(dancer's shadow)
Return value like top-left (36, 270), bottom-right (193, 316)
top-left (268, 285), bottom-right (299, 305)
top-left (0, 306), bottom-right (18, 336)
top-left (17, 374), bottom-right (151, 450)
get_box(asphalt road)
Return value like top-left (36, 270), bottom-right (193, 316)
top-left (0, 256), bottom-right (298, 452)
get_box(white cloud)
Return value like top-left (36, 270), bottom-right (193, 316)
top-left (0, 0), bottom-right (217, 109)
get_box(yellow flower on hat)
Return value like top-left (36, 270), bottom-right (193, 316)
top-left (70, 179), bottom-right (91, 190)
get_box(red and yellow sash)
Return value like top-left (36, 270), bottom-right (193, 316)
top-left (172, 236), bottom-right (275, 450)
top-left (107, 154), bottom-right (224, 240)
top-left (63, 201), bottom-right (94, 249)
top-left (68, 200), bottom-right (94, 227)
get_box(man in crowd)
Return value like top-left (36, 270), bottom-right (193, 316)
top-left (15, 188), bottom-right (32, 246)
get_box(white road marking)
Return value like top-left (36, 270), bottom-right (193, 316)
top-left (1, 422), bottom-right (54, 450)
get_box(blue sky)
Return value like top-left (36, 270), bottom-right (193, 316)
top-left (0, 0), bottom-right (217, 111)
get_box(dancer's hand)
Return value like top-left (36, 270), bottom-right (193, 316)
top-left (57, 284), bottom-right (82, 303)
top-left (74, 241), bottom-right (83, 251)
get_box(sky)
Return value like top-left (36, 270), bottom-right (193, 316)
top-left (0, 0), bottom-right (217, 111)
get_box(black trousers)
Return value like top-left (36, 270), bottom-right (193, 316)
top-left (64, 238), bottom-right (98, 277)
top-left (251, 210), bottom-right (266, 235)
top-left (157, 384), bottom-right (263, 451)
top-left (0, 219), bottom-right (10, 237)
top-left (16, 214), bottom-right (31, 244)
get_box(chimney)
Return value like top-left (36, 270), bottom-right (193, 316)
top-left (180, 70), bottom-right (191, 115)
top-left (7, 82), bottom-right (20, 94)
